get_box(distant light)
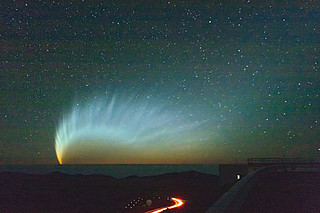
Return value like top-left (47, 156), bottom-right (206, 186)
top-left (237, 174), bottom-right (241, 180)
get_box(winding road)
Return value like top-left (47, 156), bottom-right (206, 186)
top-left (145, 197), bottom-right (184, 213)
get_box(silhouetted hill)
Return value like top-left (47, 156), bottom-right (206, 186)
top-left (142, 170), bottom-right (219, 180)
top-left (0, 171), bottom-right (225, 213)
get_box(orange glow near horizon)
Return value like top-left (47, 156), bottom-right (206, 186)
top-left (146, 197), bottom-right (184, 213)
top-left (56, 153), bottom-right (62, 165)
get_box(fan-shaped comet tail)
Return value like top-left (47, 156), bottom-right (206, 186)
top-left (55, 95), bottom-right (209, 164)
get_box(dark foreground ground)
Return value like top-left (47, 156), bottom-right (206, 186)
top-left (0, 171), bottom-right (229, 213)
top-left (240, 170), bottom-right (320, 213)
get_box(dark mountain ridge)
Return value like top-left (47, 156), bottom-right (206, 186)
top-left (0, 171), bottom-right (224, 213)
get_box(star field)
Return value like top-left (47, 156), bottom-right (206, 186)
top-left (0, 0), bottom-right (319, 164)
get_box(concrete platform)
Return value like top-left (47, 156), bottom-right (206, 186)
top-left (206, 165), bottom-right (320, 213)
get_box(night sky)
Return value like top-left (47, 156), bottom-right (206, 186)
top-left (1, 0), bottom-right (319, 164)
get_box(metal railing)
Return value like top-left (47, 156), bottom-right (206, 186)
top-left (247, 157), bottom-right (315, 164)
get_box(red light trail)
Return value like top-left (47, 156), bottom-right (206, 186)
top-left (145, 197), bottom-right (184, 213)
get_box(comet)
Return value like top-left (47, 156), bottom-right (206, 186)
top-left (55, 94), bottom-right (209, 164)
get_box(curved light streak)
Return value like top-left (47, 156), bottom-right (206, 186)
top-left (168, 197), bottom-right (184, 209)
top-left (146, 197), bottom-right (184, 213)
